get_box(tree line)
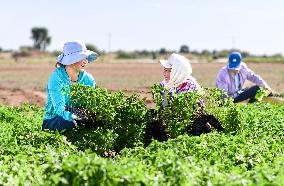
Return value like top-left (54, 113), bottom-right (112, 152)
top-left (1, 27), bottom-right (283, 61)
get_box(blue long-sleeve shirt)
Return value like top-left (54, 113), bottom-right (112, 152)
top-left (43, 66), bottom-right (95, 121)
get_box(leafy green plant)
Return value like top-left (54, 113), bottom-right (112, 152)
top-left (151, 84), bottom-right (203, 137)
top-left (0, 95), bottom-right (283, 185)
top-left (151, 85), bottom-right (241, 137)
top-left (255, 87), bottom-right (269, 101)
top-left (66, 83), bottom-right (149, 153)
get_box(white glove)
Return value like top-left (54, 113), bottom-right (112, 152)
top-left (71, 113), bottom-right (79, 120)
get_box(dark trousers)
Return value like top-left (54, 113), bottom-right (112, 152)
top-left (234, 85), bottom-right (260, 103)
top-left (42, 116), bottom-right (75, 132)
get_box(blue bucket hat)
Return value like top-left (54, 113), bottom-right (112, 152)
top-left (56, 41), bottom-right (98, 65)
top-left (227, 52), bottom-right (242, 69)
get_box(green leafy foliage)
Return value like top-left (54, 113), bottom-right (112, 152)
top-left (0, 85), bottom-right (283, 185)
top-left (255, 87), bottom-right (269, 101)
top-left (66, 83), bottom-right (149, 153)
top-left (151, 84), bottom-right (242, 137)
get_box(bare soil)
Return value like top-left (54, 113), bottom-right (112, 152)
top-left (0, 87), bottom-right (46, 106)
top-left (0, 62), bottom-right (283, 107)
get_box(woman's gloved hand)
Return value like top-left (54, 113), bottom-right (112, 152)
top-left (65, 105), bottom-right (89, 121)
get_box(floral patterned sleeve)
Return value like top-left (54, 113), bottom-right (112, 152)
top-left (176, 79), bottom-right (201, 94)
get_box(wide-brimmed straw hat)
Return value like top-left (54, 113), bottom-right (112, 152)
top-left (56, 41), bottom-right (97, 65)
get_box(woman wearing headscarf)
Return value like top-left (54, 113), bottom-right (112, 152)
top-left (159, 53), bottom-right (202, 107)
top-left (156, 53), bottom-right (223, 136)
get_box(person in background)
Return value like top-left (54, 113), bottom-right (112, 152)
top-left (160, 53), bottom-right (202, 108)
top-left (216, 51), bottom-right (271, 103)
top-left (158, 53), bottom-right (224, 135)
top-left (42, 41), bottom-right (98, 132)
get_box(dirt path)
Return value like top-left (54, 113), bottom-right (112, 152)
top-left (0, 87), bottom-right (155, 108)
top-left (1, 62), bottom-right (283, 107)
top-left (0, 88), bottom-right (46, 107)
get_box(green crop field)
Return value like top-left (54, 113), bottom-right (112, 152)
top-left (0, 85), bottom-right (283, 185)
top-left (0, 57), bottom-right (284, 185)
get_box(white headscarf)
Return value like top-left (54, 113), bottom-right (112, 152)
top-left (160, 53), bottom-right (193, 90)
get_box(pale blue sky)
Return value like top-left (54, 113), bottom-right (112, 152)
top-left (1, 0), bottom-right (284, 55)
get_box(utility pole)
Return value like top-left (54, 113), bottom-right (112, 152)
top-left (108, 32), bottom-right (111, 62)
top-left (108, 32), bottom-right (111, 53)
top-left (232, 36), bottom-right (236, 50)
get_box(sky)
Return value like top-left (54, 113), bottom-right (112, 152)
top-left (1, 0), bottom-right (284, 55)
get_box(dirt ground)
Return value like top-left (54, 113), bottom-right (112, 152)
top-left (0, 87), bottom-right (46, 106)
top-left (0, 61), bottom-right (283, 107)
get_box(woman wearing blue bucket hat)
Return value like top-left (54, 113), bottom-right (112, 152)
top-left (42, 41), bottom-right (98, 132)
top-left (216, 51), bottom-right (271, 103)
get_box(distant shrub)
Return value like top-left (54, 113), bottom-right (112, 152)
top-left (86, 43), bottom-right (102, 55)
top-left (179, 45), bottom-right (190, 53)
top-left (159, 48), bottom-right (167, 55)
top-left (52, 50), bottom-right (61, 57)
top-left (116, 50), bottom-right (136, 59)
top-left (12, 46), bottom-right (32, 61)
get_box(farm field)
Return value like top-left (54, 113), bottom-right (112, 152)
top-left (0, 59), bottom-right (284, 185)
top-left (0, 60), bottom-right (283, 107)
top-left (0, 93), bottom-right (283, 185)
top-left (2, 0), bottom-right (284, 184)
